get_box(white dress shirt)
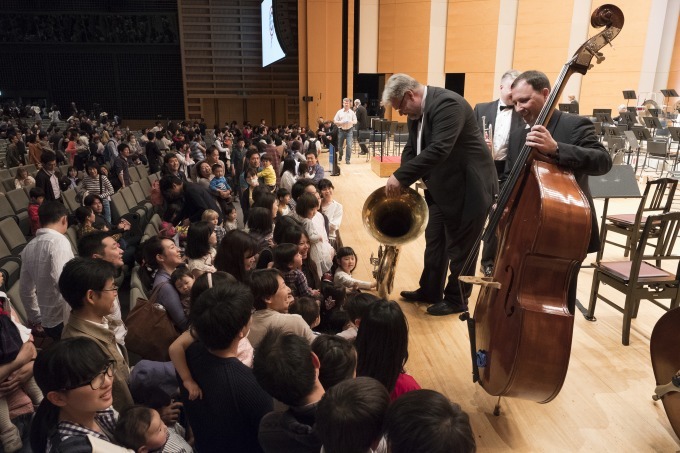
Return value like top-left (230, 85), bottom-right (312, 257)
top-left (20, 228), bottom-right (74, 327)
top-left (493, 102), bottom-right (512, 161)
top-left (333, 108), bottom-right (357, 131)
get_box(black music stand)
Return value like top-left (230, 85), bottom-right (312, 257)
top-left (622, 90), bottom-right (637, 107)
top-left (669, 127), bottom-right (680, 170)
top-left (648, 108), bottom-right (661, 118)
top-left (593, 108), bottom-right (612, 117)
top-left (661, 89), bottom-right (679, 114)
top-left (643, 115), bottom-right (663, 136)
top-left (596, 113), bottom-right (614, 124)
top-left (587, 165), bottom-right (642, 281)
top-left (631, 125), bottom-right (652, 143)
top-left (619, 112), bottom-right (636, 124)
top-left (603, 126), bottom-right (623, 138)
top-left (626, 107), bottom-right (638, 114)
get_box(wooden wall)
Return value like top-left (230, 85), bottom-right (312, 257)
top-left (177, 0), bottom-right (299, 126)
top-left (668, 14), bottom-right (680, 109)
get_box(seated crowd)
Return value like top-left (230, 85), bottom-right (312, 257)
top-left (0, 114), bottom-right (475, 453)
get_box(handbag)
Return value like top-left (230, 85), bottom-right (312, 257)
top-left (124, 282), bottom-right (180, 362)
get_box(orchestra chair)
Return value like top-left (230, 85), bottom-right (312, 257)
top-left (587, 211), bottom-right (680, 345)
top-left (597, 178), bottom-right (677, 262)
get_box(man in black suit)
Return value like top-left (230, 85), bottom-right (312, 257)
top-left (383, 73), bottom-right (497, 316)
top-left (473, 69), bottom-right (523, 276)
top-left (354, 99), bottom-right (369, 155)
top-left (507, 70), bottom-right (611, 312)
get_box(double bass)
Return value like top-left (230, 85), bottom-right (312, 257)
top-left (463, 5), bottom-right (624, 405)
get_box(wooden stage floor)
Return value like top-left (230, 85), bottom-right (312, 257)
top-left (322, 151), bottom-right (679, 452)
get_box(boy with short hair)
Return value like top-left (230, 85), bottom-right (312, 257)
top-left (288, 296), bottom-right (320, 329)
top-left (202, 209), bottom-right (226, 244)
top-left (276, 187), bottom-right (291, 216)
top-left (257, 155), bottom-right (277, 192)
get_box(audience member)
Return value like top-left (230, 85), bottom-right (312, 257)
top-left (253, 331), bottom-right (324, 453)
top-left (288, 296), bottom-right (321, 329)
top-left (78, 161), bottom-right (115, 224)
top-left (338, 293), bottom-right (380, 342)
top-left (311, 335), bottom-right (356, 390)
top-left (114, 405), bottom-right (192, 453)
top-left (27, 187), bottom-right (44, 236)
top-left (214, 230), bottom-right (258, 283)
top-left (318, 179), bottom-right (343, 248)
top-left (185, 221), bottom-right (217, 277)
top-left (58, 257), bottom-right (133, 411)
top-left (160, 175), bottom-right (223, 224)
top-left (383, 390), bottom-right (476, 453)
top-left (315, 377), bottom-right (389, 453)
top-left (20, 201), bottom-right (73, 340)
top-left (356, 300), bottom-right (421, 400)
top-left (34, 151), bottom-right (61, 202)
top-left (333, 246), bottom-right (376, 292)
top-left (179, 282), bottom-right (272, 453)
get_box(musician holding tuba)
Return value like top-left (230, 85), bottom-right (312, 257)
top-left (382, 73), bottom-right (497, 316)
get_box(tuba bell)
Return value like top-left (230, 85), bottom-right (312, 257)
top-left (362, 186), bottom-right (428, 298)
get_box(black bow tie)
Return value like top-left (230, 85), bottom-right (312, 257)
top-left (500, 104), bottom-right (514, 111)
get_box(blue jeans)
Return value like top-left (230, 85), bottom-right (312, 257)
top-left (338, 129), bottom-right (353, 163)
top-left (102, 199), bottom-right (112, 224)
top-left (0, 413), bottom-right (34, 453)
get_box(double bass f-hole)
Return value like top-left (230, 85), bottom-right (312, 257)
top-left (502, 266), bottom-right (515, 317)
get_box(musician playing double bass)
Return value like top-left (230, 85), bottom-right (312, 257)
top-left (506, 70), bottom-right (612, 312)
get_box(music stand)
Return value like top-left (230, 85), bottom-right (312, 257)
top-left (648, 108), bottom-right (661, 118)
top-left (619, 112), bottom-right (636, 124)
top-left (643, 116), bottom-right (662, 135)
top-left (593, 108), bottom-right (612, 116)
top-left (626, 107), bottom-right (638, 114)
top-left (661, 89), bottom-right (679, 114)
top-left (622, 90), bottom-right (637, 107)
top-left (669, 127), bottom-right (680, 170)
top-left (631, 125), bottom-right (652, 143)
top-left (596, 113), bottom-right (614, 124)
top-left (603, 126), bottom-right (623, 138)
top-left (559, 103), bottom-right (572, 113)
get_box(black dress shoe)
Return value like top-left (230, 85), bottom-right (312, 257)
top-left (482, 265), bottom-right (493, 277)
top-left (400, 289), bottom-right (426, 302)
top-left (427, 301), bottom-right (468, 316)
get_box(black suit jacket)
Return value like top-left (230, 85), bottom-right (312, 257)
top-left (393, 86), bottom-right (497, 229)
top-left (473, 100), bottom-right (524, 147)
top-left (355, 105), bottom-right (368, 130)
top-left (506, 110), bottom-right (611, 252)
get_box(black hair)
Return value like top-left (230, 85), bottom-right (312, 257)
top-left (317, 178), bottom-right (334, 191)
top-left (170, 266), bottom-right (193, 288)
top-left (344, 292), bottom-right (380, 322)
top-left (190, 271), bottom-right (238, 305)
top-left (29, 187), bottom-right (45, 200)
top-left (190, 282), bottom-right (254, 350)
top-left (272, 217), bottom-right (301, 245)
top-left (291, 178), bottom-right (315, 201)
top-left (384, 390), bottom-right (476, 453)
top-left (249, 268), bottom-right (282, 310)
top-left (252, 330), bottom-right (316, 406)
top-left (295, 192), bottom-right (319, 217)
top-left (184, 220), bottom-right (214, 260)
top-left (211, 163), bottom-right (223, 172)
top-left (83, 193), bottom-right (103, 207)
top-left (85, 160), bottom-right (99, 172)
top-left (74, 206), bottom-right (94, 225)
top-left (355, 300), bottom-right (409, 393)
top-left (159, 174), bottom-right (183, 197)
top-left (334, 246), bottom-right (358, 274)
top-left (312, 335), bottom-right (357, 389)
top-left (59, 257), bottom-right (116, 311)
top-left (214, 230), bottom-right (258, 283)
top-left (40, 150), bottom-right (57, 165)
top-left (288, 296), bottom-right (320, 327)
top-left (114, 405), bottom-right (153, 451)
top-left (38, 200), bottom-right (68, 226)
top-left (280, 158), bottom-right (296, 177)
top-left (77, 231), bottom-right (111, 258)
top-left (276, 187), bottom-right (290, 199)
top-left (261, 154), bottom-right (271, 162)
top-left (247, 207), bottom-right (273, 235)
top-left (142, 236), bottom-right (173, 271)
top-left (272, 243), bottom-right (298, 271)
top-left (253, 192), bottom-right (277, 214)
top-left (316, 377), bottom-right (389, 453)
top-left (30, 338), bottom-right (111, 452)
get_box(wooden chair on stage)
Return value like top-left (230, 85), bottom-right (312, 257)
top-left (597, 178), bottom-right (677, 262)
top-left (587, 211), bottom-right (680, 345)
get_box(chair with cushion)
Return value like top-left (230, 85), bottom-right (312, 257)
top-left (0, 237), bottom-right (21, 289)
top-left (137, 165), bottom-right (149, 180)
top-left (128, 166), bottom-right (141, 183)
top-left (5, 188), bottom-right (31, 236)
top-left (65, 226), bottom-right (79, 255)
top-left (597, 178), bottom-right (677, 261)
top-left (0, 218), bottom-right (28, 255)
top-left (61, 188), bottom-right (80, 213)
top-left (110, 192), bottom-right (130, 225)
top-left (587, 211), bottom-right (680, 345)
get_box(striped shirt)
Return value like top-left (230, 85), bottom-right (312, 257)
top-left (78, 175), bottom-right (115, 200)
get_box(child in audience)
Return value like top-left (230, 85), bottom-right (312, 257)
top-left (273, 243), bottom-right (320, 298)
top-left (338, 293), bottom-right (380, 341)
top-left (333, 246), bottom-right (376, 292)
top-left (288, 296), bottom-right (320, 330)
top-left (27, 187), bottom-right (45, 235)
top-left (276, 187), bottom-right (291, 216)
top-left (115, 405), bottom-right (192, 453)
top-left (74, 205), bottom-right (105, 239)
top-left (257, 154), bottom-right (277, 192)
top-left (66, 166), bottom-right (79, 189)
top-left (209, 163), bottom-right (233, 216)
top-left (184, 221), bottom-right (217, 277)
top-left (13, 167), bottom-right (35, 189)
top-left (171, 267), bottom-right (195, 316)
top-left (202, 209), bottom-right (226, 244)
top-left (311, 334), bottom-right (357, 390)
top-left (223, 205), bottom-right (239, 231)
top-left (356, 300), bottom-right (421, 401)
top-left (295, 192), bottom-right (333, 277)
top-left (316, 377), bottom-right (390, 453)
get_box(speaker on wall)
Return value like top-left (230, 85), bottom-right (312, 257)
top-left (272, 0), bottom-right (296, 55)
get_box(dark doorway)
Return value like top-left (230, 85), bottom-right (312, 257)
top-left (445, 73), bottom-right (466, 96)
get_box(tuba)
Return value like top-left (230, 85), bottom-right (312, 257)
top-left (362, 186), bottom-right (428, 298)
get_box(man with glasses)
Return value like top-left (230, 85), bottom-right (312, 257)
top-left (333, 98), bottom-right (357, 164)
top-left (382, 73), bottom-right (497, 316)
top-left (59, 257), bottom-right (134, 411)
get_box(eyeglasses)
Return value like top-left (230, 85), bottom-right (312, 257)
top-left (62, 361), bottom-right (115, 391)
top-left (97, 285), bottom-right (118, 293)
top-left (397, 92), bottom-right (409, 112)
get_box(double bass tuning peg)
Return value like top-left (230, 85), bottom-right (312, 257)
top-left (595, 52), bottom-right (606, 64)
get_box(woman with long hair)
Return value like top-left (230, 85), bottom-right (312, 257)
top-left (279, 158), bottom-right (297, 193)
top-left (30, 337), bottom-right (120, 452)
top-left (355, 300), bottom-right (421, 400)
top-left (214, 230), bottom-right (259, 283)
top-left (185, 220), bottom-right (217, 277)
